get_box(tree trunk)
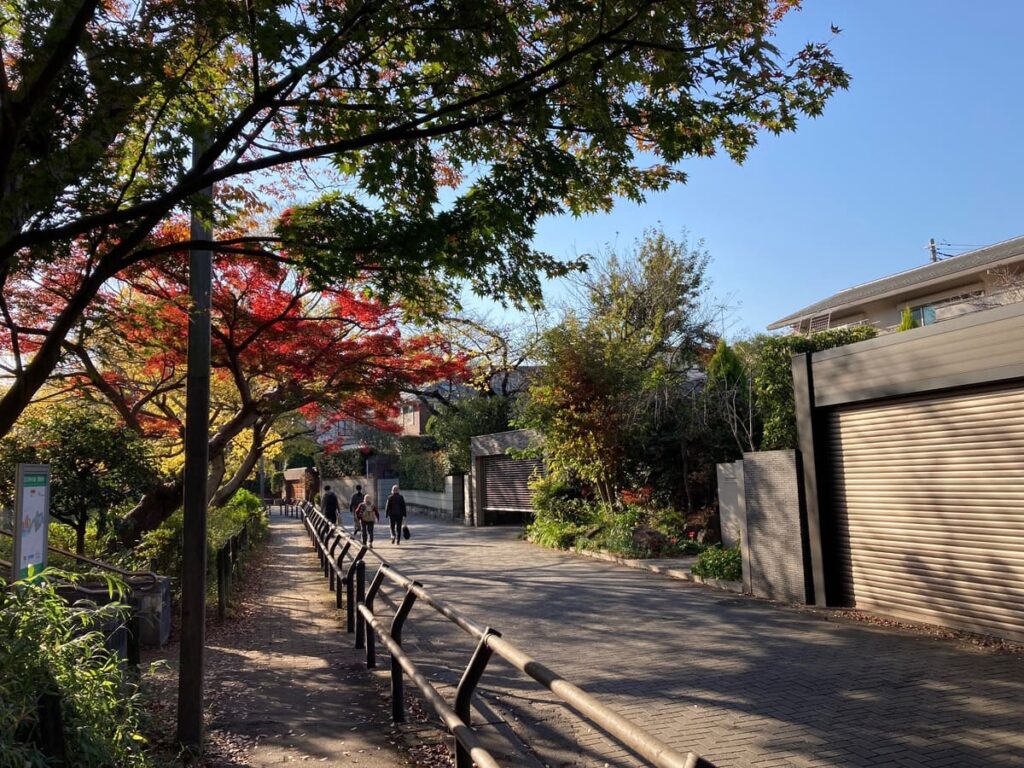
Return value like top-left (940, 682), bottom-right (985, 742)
top-left (118, 478), bottom-right (184, 546)
top-left (117, 408), bottom-right (260, 544)
top-left (211, 443), bottom-right (263, 508)
top-left (681, 436), bottom-right (693, 515)
top-left (206, 450), bottom-right (226, 503)
top-left (0, 267), bottom-right (111, 439)
top-left (75, 519), bottom-right (86, 556)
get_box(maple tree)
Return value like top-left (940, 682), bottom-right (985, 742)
top-left (32, 239), bottom-right (464, 541)
top-left (0, 0), bottom-right (848, 439)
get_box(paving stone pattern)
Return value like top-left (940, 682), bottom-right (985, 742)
top-left (376, 516), bottom-right (1024, 768)
top-left (202, 514), bottom-right (412, 767)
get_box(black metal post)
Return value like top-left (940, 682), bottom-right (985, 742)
top-left (364, 566), bottom-right (386, 668)
top-left (345, 546), bottom-right (366, 632)
top-left (354, 560), bottom-right (366, 649)
top-left (216, 547), bottom-right (228, 620)
top-left (454, 629), bottom-right (500, 768)
top-left (177, 133), bottom-right (213, 754)
top-left (390, 583), bottom-right (421, 723)
top-left (335, 542), bottom-right (351, 609)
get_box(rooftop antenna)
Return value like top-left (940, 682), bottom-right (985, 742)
top-left (929, 237), bottom-right (938, 263)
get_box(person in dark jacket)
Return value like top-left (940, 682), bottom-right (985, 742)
top-left (321, 485), bottom-right (340, 525)
top-left (384, 484), bottom-right (407, 545)
top-left (349, 484), bottom-right (365, 534)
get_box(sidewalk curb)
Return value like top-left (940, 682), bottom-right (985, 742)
top-left (569, 547), bottom-right (745, 594)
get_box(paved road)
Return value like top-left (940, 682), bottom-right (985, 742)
top-left (372, 515), bottom-right (1024, 768)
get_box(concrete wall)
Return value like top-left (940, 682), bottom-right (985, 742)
top-left (325, 475), bottom-right (464, 521)
top-left (716, 461), bottom-right (744, 550)
top-left (399, 475), bottom-right (465, 521)
top-left (716, 450), bottom-right (807, 603)
top-left (742, 450), bottom-right (808, 604)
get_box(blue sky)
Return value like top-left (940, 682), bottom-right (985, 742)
top-left (509, 1), bottom-right (1024, 337)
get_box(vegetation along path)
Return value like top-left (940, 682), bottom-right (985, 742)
top-left (378, 516), bottom-right (1024, 768)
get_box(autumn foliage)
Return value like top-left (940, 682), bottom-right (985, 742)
top-left (1, 224), bottom-right (466, 538)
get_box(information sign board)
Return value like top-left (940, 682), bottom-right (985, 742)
top-left (13, 464), bottom-right (50, 580)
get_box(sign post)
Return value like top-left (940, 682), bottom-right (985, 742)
top-left (12, 464), bottom-right (50, 580)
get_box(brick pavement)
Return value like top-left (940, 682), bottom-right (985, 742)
top-left (374, 515), bottom-right (1024, 768)
top-left (198, 512), bottom-right (414, 767)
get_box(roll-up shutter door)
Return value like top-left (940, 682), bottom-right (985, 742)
top-left (828, 383), bottom-right (1024, 642)
top-left (483, 455), bottom-right (542, 517)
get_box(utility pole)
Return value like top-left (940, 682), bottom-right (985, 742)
top-left (929, 238), bottom-right (938, 263)
top-left (177, 133), bottom-right (213, 753)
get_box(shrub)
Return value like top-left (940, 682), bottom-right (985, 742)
top-left (128, 489), bottom-right (268, 597)
top-left (691, 546), bottom-right (742, 582)
top-left (525, 516), bottom-right (591, 549)
top-left (319, 449), bottom-right (365, 478)
top-left (753, 327), bottom-right (877, 449)
top-left (529, 474), bottom-right (590, 524)
top-left (396, 436), bottom-right (446, 491)
top-left (0, 570), bottom-right (150, 767)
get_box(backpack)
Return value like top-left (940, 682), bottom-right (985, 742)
top-left (359, 503), bottom-right (377, 523)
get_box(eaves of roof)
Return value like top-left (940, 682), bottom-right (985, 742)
top-left (767, 235), bottom-right (1024, 330)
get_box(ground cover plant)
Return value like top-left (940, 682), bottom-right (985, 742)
top-left (691, 546), bottom-right (743, 582)
top-left (0, 571), bottom-right (150, 767)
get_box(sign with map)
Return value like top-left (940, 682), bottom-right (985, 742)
top-left (13, 464), bottom-right (50, 580)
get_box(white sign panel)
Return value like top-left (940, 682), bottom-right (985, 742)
top-left (13, 464), bottom-right (49, 580)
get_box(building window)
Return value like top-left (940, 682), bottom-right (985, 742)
top-left (910, 290), bottom-right (984, 326)
top-left (808, 313), bottom-right (831, 332)
top-left (909, 303), bottom-right (937, 326)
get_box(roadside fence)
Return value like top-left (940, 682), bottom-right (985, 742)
top-left (215, 503), bottom-right (270, 620)
top-left (281, 499), bottom-right (715, 768)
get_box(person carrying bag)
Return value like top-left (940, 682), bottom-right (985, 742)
top-left (355, 494), bottom-right (379, 548)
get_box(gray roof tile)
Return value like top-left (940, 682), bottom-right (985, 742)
top-left (768, 235), bottom-right (1024, 329)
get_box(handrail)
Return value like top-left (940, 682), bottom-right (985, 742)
top-left (215, 503), bottom-right (269, 619)
top-left (0, 527), bottom-right (160, 589)
top-left (286, 499), bottom-right (715, 768)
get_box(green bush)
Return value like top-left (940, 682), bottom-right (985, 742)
top-left (527, 474), bottom-right (707, 558)
top-left (396, 437), bottom-right (447, 491)
top-left (129, 489), bottom-right (268, 597)
top-left (0, 571), bottom-right (150, 767)
top-left (691, 546), bottom-right (742, 581)
top-left (525, 516), bottom-right (591, 549)
top-left (754, 327), bottom-right (877, 449)
top-left (529, 474), bottom-right (590, 523)
top-left (319, 449), bottom-right (365, 478)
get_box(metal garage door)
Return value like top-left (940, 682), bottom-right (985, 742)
top-left (828, 383), bottom-right (1024, 641)
top-left (482, 455), bottom-right (541, 521)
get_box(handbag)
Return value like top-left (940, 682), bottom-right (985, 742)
top-left (402, 524), bottom-right (411, 540)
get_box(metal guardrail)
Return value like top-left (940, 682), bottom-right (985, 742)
top-left (215, 504), bottom-right (269, 619)
top-left (0, 527), bottom-right (165, 667)
top-left (285, 499), bottom-right (715, 768)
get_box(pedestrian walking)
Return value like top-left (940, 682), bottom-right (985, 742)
top-left (349, 484), bottom-right (365, 535)
top-left (384, 484), bottom-right (407, 545)
top-left (355, 494), bottom-right (379, 547)
top-left (321, 485), bottom-right (340, 525)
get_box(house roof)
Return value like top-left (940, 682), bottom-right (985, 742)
top-left (767, 235), bottom-right (1024, 330)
